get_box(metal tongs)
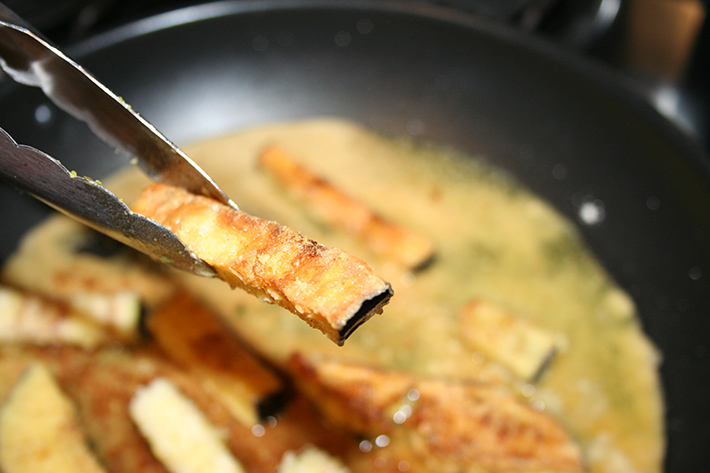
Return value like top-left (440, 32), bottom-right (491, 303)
top-left (0, 4), bottom-right (237, 277)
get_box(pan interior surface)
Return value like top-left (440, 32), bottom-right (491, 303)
top-left (0, 1), bottom-right (708, 471)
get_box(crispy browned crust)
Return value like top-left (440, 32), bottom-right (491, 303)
top-left (258, 145), bottom-right (435, 269)
top-left (147, 292), bottom-right (285, 424)
top-left (131, 183), bottom-right (393, 345)
top-left (289, 354), bottom-right (584, 473)
top-left (0, 363), bottom-right (107, 473)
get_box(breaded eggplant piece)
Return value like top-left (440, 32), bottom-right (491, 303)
top-left (147, 292), bottom-right (285, 425)
top-left (129, 378), bottom-right (245, 473)
top-left (289, 354), bottom-right (584, 473)
top-left (0, 363), bottom-right (107, 473)
top-left (258, 145), bottom-right (434, 269)
top-left (132, 183), bottom-right (392, 345)
top-left (0, 286), bottom-right (107, 348)
top-left (1, 215), bottom-right (177, 310)
top-left (459, 299), bottom-right (561, 382)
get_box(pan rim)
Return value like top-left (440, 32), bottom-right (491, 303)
top-left (64, 0), bottom-right (710, 179)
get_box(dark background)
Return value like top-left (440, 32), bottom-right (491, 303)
top-left (5, 0), bottom-right (709, 155)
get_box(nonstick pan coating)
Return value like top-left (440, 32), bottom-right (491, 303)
top-left (0, 1), bottom-right (708, 469)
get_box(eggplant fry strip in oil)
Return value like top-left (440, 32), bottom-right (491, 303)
top-left (289, 354), bottom-right (583, 473)
top-left (147, 292), bottom-right (284, 426)
top-left (0, 363), bottom-right (107, 473)
top-left (258, 145), bottom-right (435, 269)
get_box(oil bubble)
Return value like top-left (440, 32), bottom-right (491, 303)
top-left (578, 199), bottom-right (605, 225)
top-left (35, 104), bottom-right (52, 124)
top-left (335, 31), bottom-right (352, 47)
top-left (357, 19), bottom-right (374, 34)
top-left (359, 440), bottom-right (373, 453)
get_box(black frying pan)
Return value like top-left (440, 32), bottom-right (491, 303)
top-left (0, 1), bottom-right (708, 470)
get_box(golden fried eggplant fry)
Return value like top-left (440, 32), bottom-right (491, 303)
top-left (1, 215), bottom-right (177, 310)
top-left (129, 378), bottom-right (246, 473)
top-left (69, 291), bottom-right (143, 342)
top-left (132, 183), bottom-right (393, 345)
top-left (289, 354), bottom-right (584, 473)
top-left (459, 299), bottom-right (561, 382)
top-left (0, 285), bottom-right (108, 348)
top-left (147, 292), bottom-right (285, 425)
top-left (258, 145), bottom-right (435, 269)
top-left (0, 363), bottom-right (107, 473)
